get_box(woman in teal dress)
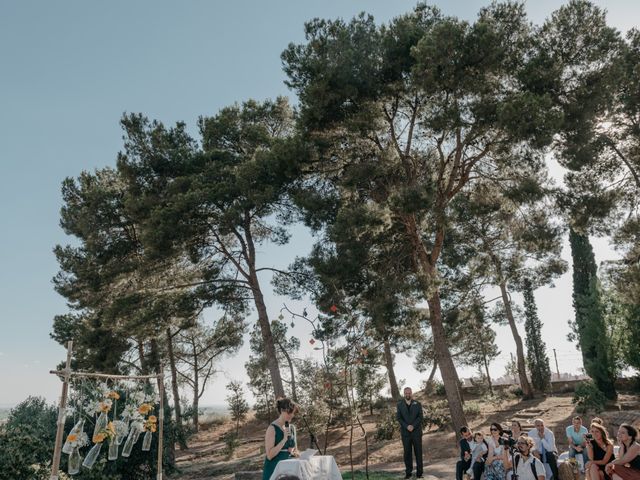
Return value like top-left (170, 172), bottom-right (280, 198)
top-left (263, 398), bottom-right (299, 480)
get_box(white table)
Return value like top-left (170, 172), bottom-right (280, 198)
top-left (269, 455), bottom-right (341, 480)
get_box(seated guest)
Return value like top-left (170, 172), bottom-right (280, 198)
top-left (567, 415), bottom-right (589, 467)
top-left (511, 420), bottom-right (524, 439)
top-left (486, 423), bottom-right (509, 480)
top-left (528, 418), bottom-right (559, 480)
top-left (586, 422), bottom-right (615, 480)
top-left (457, 426), bottom-right (474, 480)
top-left (605, 424), bottom-right (640, 480)
top-left (469, 431), bottom-right (489, 478)
top-left (263, 398), bottom-right (299, 480)
top-left (508, 435), bottom-right (546, 480)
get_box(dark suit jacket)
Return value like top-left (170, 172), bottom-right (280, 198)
top-left (396, 399), bottom-right (423, 437)
top-left (459, 438), bottom-right (471, 461)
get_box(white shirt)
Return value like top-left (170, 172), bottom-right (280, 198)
top-left (513, 453), bottom-right (546, 480)
top-left (527, 427), bottom-right (557, 454)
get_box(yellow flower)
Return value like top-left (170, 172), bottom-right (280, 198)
top-left (107, 422), bottom-right (116, 436)
top-left (93, 433), bottom-right (106, 443)
top-left (67, 433), bottom-right (78, 442)
top-left (99, 402), bottom-right (111, 413)
top-left (138, 403), bottom-right (153, 415)
top-left (107, 391), bottom-right (120, 400)
top-left (148, 415), bottom-right (157, 423)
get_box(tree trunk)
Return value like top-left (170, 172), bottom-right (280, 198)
top-left (427, 292), bottom-right (467, 433)
top-left (480, 341), bottom-right (494, 395)
top-left (166, 328), bottom-right (187, 449)
top-left (249, 273), bottom-right (285, 399)
top-left (427, 359), bottom-right (438, 384)
top-left (278, 341), bottom-right (298, 402)
top-left (404, 215), bottom-right (467, 434)
top-left (499, 282), bottom-right (534, 399)
top-left (192, 341), bottom-right (200, 432)
top-left (149, 338), bottom-right (176, 466)
top-left (383, 339), bottom-right (401, 400)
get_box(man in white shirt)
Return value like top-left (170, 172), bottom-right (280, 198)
top-left (512, 435), bottom-right (546, 480)
top-left (528, 418), bottom-right (558, 480)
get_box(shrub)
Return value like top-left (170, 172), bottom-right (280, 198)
top-left (374, 409), bottom-right (397, 441)
top-left (223, 432), bottom-right (241, 458)
top-left (506, 385), bottom-right (523, 398)
top-left (463, 401), bottom-right (482, 418)
top-left (422, 400), bottom-right (450, 432)
top-left (573, 380), bottom-right (606, 413)
top-left (0, 396), bottom-right (58, 480)
top-left (433, 381), bottom-right (446, 397)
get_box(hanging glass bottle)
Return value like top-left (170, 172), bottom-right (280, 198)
top-left (82, 442), bottom-right (102, 469)
top-left (122, 423), bottom-right (142, 458)
top-left (68, 445), bottom-right (81, 475)
top-left (115, 415), bottom-right (129, 445)
top-left (62, 418), bottom-right (85, 454)
top-left (108, 437), bottom-right (119, 460)
top-left (141, 429), bottom-right (152, 451)
top-left (93, 411), bottom-right (108, 438)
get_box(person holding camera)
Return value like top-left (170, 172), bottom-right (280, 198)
top-left (263, 398), bottom-right (299, 480)
top-left (486, 423), bottom-right (509, 480)
top-left (508, 435), bottom-right (546, 480)
top-left (528, 419), bottom-right (558, 480)
top-left (586, 422), bottom-right (615, 480)
top-left (605, 423), bottom-right (640, 480)
top-left (567, 415), bottom-right (589, 469)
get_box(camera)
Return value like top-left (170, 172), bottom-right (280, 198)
top-left (499, 435), bottom-right (517, 448)
top-left (585, 433), bottom-right (593, 441)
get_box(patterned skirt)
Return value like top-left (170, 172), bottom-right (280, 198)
top-left (485, 459), bottom-right (506, 480)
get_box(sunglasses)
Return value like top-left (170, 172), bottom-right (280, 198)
top-left (490, 428), bottom-right (498, 431)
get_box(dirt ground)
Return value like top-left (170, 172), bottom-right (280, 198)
top-left (169, 393), bottom-right (640, 480)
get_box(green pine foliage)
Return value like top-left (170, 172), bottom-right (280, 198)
top-left (523, 279), bottom-right (552, 392)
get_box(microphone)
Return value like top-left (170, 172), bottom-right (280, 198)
top-left (285, 421), bottom-right (290, 438)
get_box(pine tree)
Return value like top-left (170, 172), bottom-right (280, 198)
top-left (569, 229), bottom-right (617, 399)
top-left (523, 279), bottom-right (551, 392)
top-left (226, 381), bottom-right (249, 436)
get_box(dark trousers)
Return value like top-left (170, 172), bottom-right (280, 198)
top-left (455, 459), bottom-right (471, 480)
top-left (543, 451), bottom-right (559, 479)
top-left (472, 461), bottom-right (484, 480)
top-left (401, 433), bottom-right (423, 477)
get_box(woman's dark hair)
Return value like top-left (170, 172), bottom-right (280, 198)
top-left (590, 422), bottom-right (612, 445)
top-left (511, 420), bottom-right (522, 430)
top-left (490, 422), bottom-right (504, 435)
top-left (620, 423), bottom-right (638, 454)
top-left (276, 397), bottom-right (298, 414)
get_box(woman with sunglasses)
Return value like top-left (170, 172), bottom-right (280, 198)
top-left (263, 398), bottom-right (299, 480)
top-left (485, 423), bottom-right (509, 480)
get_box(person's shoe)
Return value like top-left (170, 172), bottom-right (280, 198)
top-left (404, 475), bottom-right (412, 479)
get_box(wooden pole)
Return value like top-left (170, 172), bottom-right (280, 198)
top-left (50, 370), bottom-right (159, 380)
top-left (50, 341), bottom-right (73, 480)
top-left (157, 373), bottom-right (165, 480)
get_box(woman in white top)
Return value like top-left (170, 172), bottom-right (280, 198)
top-left (486, 422), bottom-right (509, 480)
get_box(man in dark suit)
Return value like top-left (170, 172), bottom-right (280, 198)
top-left (397, 387), bottom-right (423, 479)
top-left (456, 426), bottom-right (473, 480)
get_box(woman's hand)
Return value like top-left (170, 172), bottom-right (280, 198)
top-left (605, 463), bottom-right (614, 476)
top-left (288, 447), bottom-right (300, 457)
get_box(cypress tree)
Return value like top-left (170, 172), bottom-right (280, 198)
top-left (569, 229), bottom-right (617, 399)
top-left (523, 279), bottom-right (552, 392)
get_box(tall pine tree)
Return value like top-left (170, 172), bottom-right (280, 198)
top-left (569, 229), bottom-right (617, 399)
top-left (523, 279), bottom-right (551, 392)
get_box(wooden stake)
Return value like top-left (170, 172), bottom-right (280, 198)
top-left (50, 340), bottom-right (73, 480)
top-left (157, 373), bottom-right (165, 480)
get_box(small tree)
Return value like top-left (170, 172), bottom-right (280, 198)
top-left (523, 279), bottom-right (552, 392)
top-left (226, 380), bottom-right (250, 436)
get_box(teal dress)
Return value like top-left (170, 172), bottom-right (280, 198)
top-left (263, 422), bottom-right (295, 480)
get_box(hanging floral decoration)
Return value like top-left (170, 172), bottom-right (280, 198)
top-left (93, 421), bottom-right (116, 444)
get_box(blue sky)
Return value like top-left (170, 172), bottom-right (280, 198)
top-left (0, 1), bottom-right (637, 407)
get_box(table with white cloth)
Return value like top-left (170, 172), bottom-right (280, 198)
top-left (269, 455), bottom-right (341, 480)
